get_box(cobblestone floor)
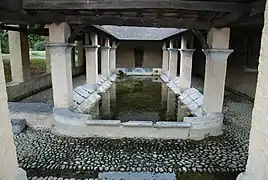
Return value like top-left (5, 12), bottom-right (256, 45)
top-left (15, 76), bottom-right (253, 179)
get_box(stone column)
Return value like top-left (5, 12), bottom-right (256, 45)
top-left (179, 49), bottom-right (195, 91)
top-left (237, 1), bottom-right (268, 179)
top-left (77, 41), bottom-right (84, 67)
top-left (48, 23), bottom-right (74, 109)
top-left (168, 40), bottom-right (179, 79)
top-left (101, 38), bottom-right (111, 77)
top-left (162, 42), bottom-right (169, 72)
top-left (109, 41), bottom-right (117, 71)
top-left (202, 49), bottom-right (233, 114)
top-left (0, 45), bottom-right (26, 179)
top-left (44, 36), bottom-right (51, 73)
top-left (202, 28), bottom-right (231, 114)
top-left (8, 30), bottom-right (30, 83)
top-left (84, 45), bottom-right (99, 84)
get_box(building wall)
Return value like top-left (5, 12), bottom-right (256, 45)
top-left (192, 27), bottom-right (262, 98)
top-left (116, 41), bottom-right (162, 68)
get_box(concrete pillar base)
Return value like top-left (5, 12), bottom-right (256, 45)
top-left (202, 49), bottom-right (233, 114)
top-left (46, 43), bottom-right (75, 109)
top-left (236, 173), bottom-right (247, 180)
top-left (179, 49), bottom-right (195, 90)
top-left (84, 45), bottom-right (100, 84)
top-left (168, 48), bottom-right (179, 79)
top-left (13, 168), bottom-right (28, 180)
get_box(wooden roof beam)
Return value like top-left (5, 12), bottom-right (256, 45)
top-left (65, 15), bottom-right (212, 29)
top-left (23, 0), bottom-right (252, 13)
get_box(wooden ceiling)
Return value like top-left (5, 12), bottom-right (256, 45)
top-left (0, 0), bottom-right (265, 30)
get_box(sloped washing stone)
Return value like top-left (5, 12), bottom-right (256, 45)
top-left (188, 102), bottom-right (199, 111)
top-left (154, 121), bottom-right (192, 128)
top-left (73, 91), bottom-right (85, 105)
top-left (84, 120), bottom-right (121, 126)
top-left (189, 91), bottom-right (202, 100)
top-left (82, 84), bottom-right (97, 94)
top-left (195, 96), bottom-right (204, 106)
top-left (181, 96), bottom-right (192, 105)
top-left (74, 86), bottom-right (90, 99)
top-left (8, 102), bottom-right (53, 113)
top-left (122, 121), bottom-right (153, 127)
top-left (184, 88), bottom-right (198, 96)
top-left (11, 119), bottom-right (26, 134)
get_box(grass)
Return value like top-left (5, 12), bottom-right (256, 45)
top-left (3, 56), bottom-right (47, 83)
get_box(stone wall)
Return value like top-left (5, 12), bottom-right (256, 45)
top-left (116, 41), bottom-right (162, 68)
top-left (7, 66), bottom-right (85, 101)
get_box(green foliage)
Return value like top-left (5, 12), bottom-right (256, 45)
top-left (0, 30), bottom-right (9, 54)
top-left (28, 34), bottom-right (45, 50)
top-left (33, 41), bottom-right (45, 51)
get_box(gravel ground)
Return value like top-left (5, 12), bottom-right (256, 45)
top-left (15, 76), bottom-right (253, 179)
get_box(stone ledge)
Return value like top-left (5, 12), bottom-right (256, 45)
top-left (85, 120), bottom-right (121, 126)
top-left (122, 121), bottom-right (153, 127)
top-left (54, 108), bottom-right (91, 126)
top-left (154, 121), bottom-right (192, 128)
top-left (9, 102), bottom-right (53, 113)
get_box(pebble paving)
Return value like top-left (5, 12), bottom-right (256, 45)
top-left (15, 76), bottom-right (253, 179)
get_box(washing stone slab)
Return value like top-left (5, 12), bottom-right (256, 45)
top-left (74, 86), bottom-right (90, 99)
top-left (73, 91), bottom-right (85, 105)
top-left (122, 121), bottom-right (153, 127)
top-left (188, 102), bottom-right (199, 111)
top-left (181, 96), bottom-right (192, 105)
top-left (195, 96), bottom-right (204, 106)
top-left (11, 119), bottom-right (26, 134)
top-left (84, 120), bottom-right (121, 126)
top-left (184, 88), bottom-right (199, 96)
top-left (189, 91), bottom-right (202, 100)
top-left (82, 84), bottom-right (97, 94)
top-left (154, 121), bottom-right (192, 128)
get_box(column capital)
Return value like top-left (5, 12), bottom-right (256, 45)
top-left (100, 46), bottom-right (111, 50)
top-left (84, 45), bottom-right (100, 49)
top-left (46, 43), bottom-right (75, 54)
top-left (179, 49), bottom-right (195, 56)
top-left (168, 48), bottom-right (179, 52)
top-left (202, 49), bottom-right (233, 61)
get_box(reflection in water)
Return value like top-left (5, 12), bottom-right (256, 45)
top-left (89, 76), bottom-right (187, 122)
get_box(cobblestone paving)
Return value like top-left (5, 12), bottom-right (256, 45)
top-left (15, 76), bottom-right (253, 179)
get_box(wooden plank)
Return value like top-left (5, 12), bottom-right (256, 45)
top-left (65, 15), bottom-right (212, 29)
top-left (23, 0), bottom-right (251, 13)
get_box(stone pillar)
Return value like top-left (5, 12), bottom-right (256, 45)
top-left (84, 33), bottom-right (99, 85)
top-left (109, 41), bottom-right (117, 71)
top-left (162, 42), bottom-right (169, 72)
top-left (44, 36), bottom-right (51, 73)
top-left (202, 49), bottom-right (233, 114)
top-left (166, 89), bottom-right (176, 119)
top-left (202, 28), bottom-right (232, 114)
top-left (179, 49), bottom-right (195, 91)
top-left (101, 38), bottom-right (111, 77)
top-left (168, 40), bottom-right (179, 79)
top-left (237, 1), bottom-right (268, 179)
top-left (8, 30), bottom-right (30, 83)
top-left (77, 41), bottom-right (84, 67)
top-left (0, 45), bottom-right (24, 179)
top-left (48, 23), bottom-right (74, 109)
top-left (84, 45), bottom-right (99, 84)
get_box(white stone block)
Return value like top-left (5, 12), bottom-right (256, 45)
top-left (188, 102), bottom-right (199, 111)
top-left (82, 84), bottom-right (96, 94)
top-left (122, 121), bottom-right (153, 127)
top-left (184, 88), bottom-right (198, 96)
top-left (181, 96), bottom-right (192, 105)
top-left (73, 91), bottom-right (85, 105)
top-left (179, 92), bottom-right (188, 101)
top-left (195, 96), bottom-right (204, 106)
top-left (74, 86), bottom-right (90, 98)
top-left (154, 121), bottom-right (192, 128)
top-left (189, 91), bottom-right (202, 100)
